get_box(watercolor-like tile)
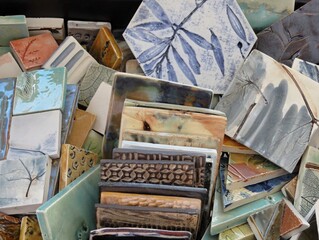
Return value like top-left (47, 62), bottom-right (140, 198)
top-left (292, 58), bottom-right (319, 83)
top-left (82, 130), bottom-right (103, 160)
top-left (13, 67), bottom-right (67, 115)
top-left (123, 0), bottom-right (257, 93)
top-left (0, 213), bottom-right (20, 240)
top-left (0, 15), bottom-right (29, 46)
top-left (0, 52), bottom-right (22, 78)
top-left (216, 50), bottom-right (319, 173)
top-left (19, 216), bottom-right (42, 240)
top-left (219, 223), bottom-right (255, 240)
top-left (103, 72), bottom-right (214, 158)
top-left (0, 78), bottom-right (15, 160)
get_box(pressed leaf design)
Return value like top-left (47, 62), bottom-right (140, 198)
top-left (134, 22), bottom-right (171, 31)
top-left (143, 0), bottom-right (172, 25)
top-left (210, 28), bottom-right (225, 76)
top-left (226, 5), bottom-right (248, 45)
top-left (178, 34), bottom-right (200, 74)
top-left (166, 59), bottom-right (178, 82)
top-left (125, 28), bottom-right (163, 44)
top-left (181, 28), bottom-right (212, 50)
top-left (138, 40), bottom-right (169, 63)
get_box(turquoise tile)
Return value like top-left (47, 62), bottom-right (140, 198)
top-left (201, 225), bottom-right (218, 240)
top-left (0, 15), bottom-right (29, 46)
top-left (0, 47), bottom-right (11, 56)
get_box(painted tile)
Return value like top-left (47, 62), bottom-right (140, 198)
top-left (0, 213), bottom-right (20, 240)
top-left (10, 33), bottom-right (58, 71)
top-left (117, 40), bottom-right (135, 72)
top-left (61, 84), bottom-right (79, 144)
top-left (90, 27), bottom-right (122, 69)
top-left (78, 63), bottom-right (116, 108)
top-left (125, 59), bottom-right (144, 75)
top-left (86, 82), bottom-right (112, 134)
top-left (82, 130), bottom-right (103, 160)
top-left (10, 110), bottom-right (62, 159)
top-left (68, 20), bottom-right (111, 50)
top-left (216, 50), bottom-right (319, 173)
top-left (220, 160), bottom-right (292, 211)
top-left (19, 216), bottom-right (42, 240)
top-left (123, 0), bottom-right (256, 94)
top-left (210, 178), bottom-right (284, 235)
top-left (292, 58), bottom-right (319, 83)
top-left (0, 47), bottom-right (11, 56)
top-left (59, 144), bottom-right (99, 191)
top-left (0, 15), bottom-right (29, 46)
top-left (255, 0), bottom-right (319, 67)
top-left (294, 146), bottom-right (319, 217)
top-left (219, 223), bottom-right (255, 240)
top-left (42, 36), bottom-right (97, 84)
top-left (37, 166), bottom-right (100, 240)
top-left (237, 0), bottom-right (295, 32)
top-left (0, 52), bottom-right (21, 78)
top-left (13, 67), bottom-right (67, 115)
top-left (27, 17), bottom-right (65, 42)
top-left (224, 152), bottom-right (288, 190)
top-left (103, 72), bottom-right (214, 158)
top-left (281, 176), bottom-right (298, 203)
top-left (66, 109), bottom-right (96, 148)
top-left (0, 155), bottom-right (51, 214)
top-left (222, 136), bottom-right (256, 155)
top-left (0, 78), bottom-right (15, 160)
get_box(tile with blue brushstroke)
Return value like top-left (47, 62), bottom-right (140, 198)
top-left (0, 15), bottom-right (29, 46)
top-left (292, 58), bottom-right (319, 83)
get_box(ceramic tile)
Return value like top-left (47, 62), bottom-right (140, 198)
top-left (0, 15), bottom-right (29, 46)
top-left (103, 72), bottom-right (214, 158)
top-left (281, 176), bottom-right (298, 203)
top-left (61, 84), bottom-right (79, 144)
top-left (10, 110), bottom-right (62, 159)
top-left (0, 47), bottom-right (11, 56)
top-left (0, 213), bottom-right (20, 240)
top-left (117, 40), bottom-right (135, 72)
top-left (216, 50), bottom-right (319, 173)
top-left (90, 27), bottom-right (122, 69)
top-left (10, 33), bottom-right (58, 71)
top-left (19, 216), bottom-right (42, 240)
top-left (26, 17), bottom-right (65, 42)
top-left (0, 155), bottom-right (51, 214)
top-left (13, 67), bottom-right (67, 115)
top-left (255, 0), bottom-right (319, 67)
top-left (0, 78), bottom-right (15, 160)
top-left (292, 58), bottom-right (319, 83)
top-left (237, 0), bottom-right (295, 32)
top-left (222, 136), bottom-right (256, 154)
top-left (66, 109), bottom-right (96, 148)
top-left (0, 52), bottom-right (22, 78)
top-left (86, 82), bottom-right (112, 134)
top-left (125, 59), bottom-right (144, 75)
top-left (78, 63), bottom-right (116, 108)
top-left (42, 36), bottom-right (97, 84)
top-left (218, 223), bottom-right (255, 240)
top-left (294, 146), bottom-right (319, 217)
top-left (59, 144), bottom-right (99, 191)
top-left (123, 0), bottom-right (256, 94)
top-left (220, 160), bottom-right (292, 211)
top-left (201, 225), bottom-right (218, 240)
top-left (37, 166), bottom-right (100, 240)
top-left (210, 179), bottom-right (284, 235)
top-left (223, 152), bottom-right (288, 190)
top-left (67, 20), bottom-right (111, 50)
top-left (82, 130), bottom-right (103, 159)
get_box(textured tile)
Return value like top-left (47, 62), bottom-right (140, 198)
top-left (0, 15), bottom-right (29, 46)
top-left (216, 50), bottom-right (319, 173)
top-left (255, 0), bottom-right (319, 67)
top-left (13, 67), bottom-right (67, 115)
top-left (292, 58), bottom-right (319, 83)
top-left (10, 33), bottom-right (58, 71)
top-left (219, 223), bottom-right (255, 240)
top-left (0, 213), bottom-right (20, 240)
top-left (123, 0), bottom-right (256, 93)
top-left (82, 130), bottom-right (103, 159)
top-left (0, 52), bottom-right (21, 78)
top-left (19, 216), bottom-right (42, 240)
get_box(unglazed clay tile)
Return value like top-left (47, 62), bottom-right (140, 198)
top-left (86, 82), bottom-right (112, 134)
top-left (222, 136), bottom-right (256, 155)
top-left (255, 0), bottom-right (319, 67)
top-left (223, 152), bottom-right (288, 190)
top-left (0, 78), bottom-right (15, 160)
top-left (42, 36), bottom-right (97, 84)
top-left (10, 110), bottom-right (62, 159)
top-left (66, 109), bottom-right (96, 148)
top-left (123, 0), bottom-right (257, 94)
top-left (37, 166), bottom-right (100, 240)
top-left (67, 20), bottom-right (111, 50)
top-left (0, 15), bottom-right (29, 46)
top-left (78, 63), bottom-right (116, 108)
top-left (216, 50), bottom-right (319, 173)
top-left (210, 179), bottom-right (284, 235)
top-left (292, 58), bottom-right (319, 83)
top-left (237, 0), bottom-right (295, 32)
top-left (125, 59), bottom-right (145, 75)
top-left (10, 33), bottom-right (58, 71)
top-left (0, 213), bottom-right (20, 240)
top-left (0, 155), bottom-right (51, 214)
top-left (219, 223), bottom-right (255, 240)
top-left (82, 130), bottom-right (103, 160)
top-left (90, 27), bottom-right (122, 69)
top-left (0, 52), bottom-right (22, 78)
top-left (90, 228), bottom-right (192, 240)
top-left (26, 17), bottom-right (65, 42)
top-left (294, 146), bottom-right (319, 217)
top-left (281, 176), bottom-right (298, 203)
top-left (13, 67), bottom-right (67, 115)
top-left (0, 47), bottom-right (11, 56)
top-left (61, 84), bottom-right (79, 144)
top-left (220, 160), bottom-right (293, 211)
top-left (19, 216), bottom-right (42, 240)
top-left (103, 72), bottom-right (214, 158)
top-left (59, 144), bottom-right (98, 191)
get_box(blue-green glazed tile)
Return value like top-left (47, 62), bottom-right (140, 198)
top-left (37, 165), bottom-right (100, 240)
top-left (202, 225), bottom-right (218, 240)
top-left (0, 77), bottom-right (15, 160)
top-left (0, 15), bottom-right (29, 46)
top-left (13, 67), bottom-right (67, 115)
top-left (0, 47), bottom-right (11, 56)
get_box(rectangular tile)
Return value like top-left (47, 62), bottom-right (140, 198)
top-left (0, 213), bottom-right (20, 240)
top-left (219, 223), bottom-right (255, 240)
top-left (0, 15), bottom-right (29, 46)
top-left (0, 52), bottom-right (22, 78)
top-left (222, 136), bottom-right (256, 154)
top-left (20, 216), bottom-right (42, 240)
